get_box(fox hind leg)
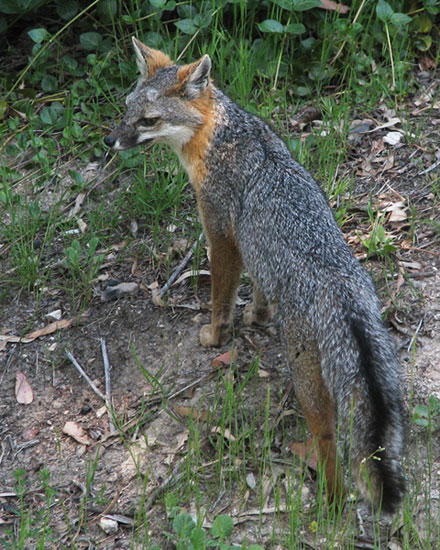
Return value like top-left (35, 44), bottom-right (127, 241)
top-left (243, 283), bottom-right (275, 326)
top-left (287, 340), bottom-right (346, 504)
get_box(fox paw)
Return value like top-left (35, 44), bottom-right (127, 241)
top-left (199, 324), bottom-right (230, 348)
top-left (243, 303), bottom-right (274, 326)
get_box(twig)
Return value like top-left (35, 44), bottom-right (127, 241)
top-left (66, 351), bottom-right (106, 401)
top-left (407, 317), bottom-right (424, 353)
top-left (101, 339), bottom-right (116, 434)
top-left (417, 158), bottom-right (440, 176)
top-left (160, 231), bottom-right (205, 297)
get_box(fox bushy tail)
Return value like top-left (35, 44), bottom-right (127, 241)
top-left (321, 309), bottom-right (405, 513)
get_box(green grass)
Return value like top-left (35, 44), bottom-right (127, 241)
top-left (0, 0), bottom-right (439, 548)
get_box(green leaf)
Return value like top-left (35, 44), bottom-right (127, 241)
top-left (28, 28), bottom-right (49, 43)
top-left (257, 19), bottom-right (285, 33)
top-left (40, 106), bottom-right (58, 125)
top-left (96, 0), bottom-right (117, 22)
top-left (56, 0), bottom-right (78, 20)
top-left (175, 18), bottom-right (197, 35)
top-left (173, 513), bottom-right (195, 537)
top-left (80, 32), bottom-right (103, 51)
top-left (0, 15), bottom-right (7, 34)
top-left (190, 527), bottom-right (207, 549)
top-left (150, 0), bottom-right (166, 6)
top-left (211, 515), bottom-right (234, 539)
top-left (0, 99), bottom-right (7, 119)
top-left (390, 12), bottom-right (412, 27)
top-left (411, 14), bottom-right (433, 34)
top-left (284, 23), bottom-right (306, 34)
top-left (41, 75), bottom-right (58, 92)
top-left (0, 0), bottom-right (22, 15)
top-left (376, 0), bottom-right (393, 22)
top-left (194, 11), bottom-right (212, 29)
top-left (290, 0), bottom-right (321, 11)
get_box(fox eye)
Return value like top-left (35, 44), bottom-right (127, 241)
top-left (139, 117), bottom-right (159, 128)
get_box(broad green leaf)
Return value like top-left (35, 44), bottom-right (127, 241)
top-left (411, 14), bottom-right (433, 33)
top-left (41, 75), bottom-right (58, 92)
top-left (390, 12), bottom-right (412, 26)
top-left (211, 515), bottom-right (234, 539)
top-left (0, 99), bottom-right (7, 119)
top-left (28, 28), bottom-right (49, 43)
top-left (40, 106), bottom-right (58, 125)
top-left (0, 15), bottom-right (7, 34)
top-left (257, 19), bottom-right (285, 33)
top-left (285, 22), bottom-right (306, 34)
top-left (291, 0), bottom-right (321, 11)
top-left (172, 513), bottom-right (195, 537)
top-left (0, 0), bottom-right (22, 14)
top-left (150, 0), bottom-right (166, 6)
top-left (56, 0), bottom-right (78, 20)
top-left (175, 18), bottom-right (197, 34)
top-left (96, 0), bottom-right (117, 22)
top-left (194, 11), bottom-right (212, 29)
top-left (80, 31), bottom-right (103, 50)
top-left (376, 0), bottom-right (393, 22)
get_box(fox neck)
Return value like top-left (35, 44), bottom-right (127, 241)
top-left (176, 86), bottom-right (218, 195)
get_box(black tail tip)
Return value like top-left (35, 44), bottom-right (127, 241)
top-left (380, 472), bottom-right (405, 514)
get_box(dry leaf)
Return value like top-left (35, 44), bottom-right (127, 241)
top-left (383, 201), bottom-right (408, 222)
top-left (212, 349), bottom-right (238, 368)
top-left (173, 405), bottom-right (209, 422)
top-left (383, 131), bottom-right (402, 146)
top-left (319, 0), bottom-right (349, 13)
top-left (211, 426), bottom-right (236, 442)
top-left (101, 282), bottom-right (138, 302)
top-left (290, 438), bottom-right (319, 471)
top-left (148, 281), bottom-right (165, 307)
top-left (25, 318), bottom-right (73, 340)
top-left (63, 421), bottom-right (91, 445)
top-left (15, 372), bottom-right (34, 404)
top-left (173, 269), bottom-right (211, 287)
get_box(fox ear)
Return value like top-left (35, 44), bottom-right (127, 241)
top-left (177, 55), bottom-right (212, 98)
top-left (132, 37), bottom-right (172, 78)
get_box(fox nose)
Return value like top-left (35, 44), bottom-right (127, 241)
top-left (104, 134), bottom-right (116, 148)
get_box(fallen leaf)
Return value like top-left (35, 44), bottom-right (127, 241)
top-left (383, 201), bottom-right (408, 222)
top-left (101, 282), bottom-right (138, 302)
top-left (148, 281), bottom-right (165, 307)
top-left (211, 426), bottom-right (236, 442)
top-left (212, 349), bottom-right (238, 368)
top-left (383, 131), bottom-right (403, 146)
top-left (23, 427), bottom-right (40, 440)
top-left (173, 406), bottom-right (209, 422)
top-left (63, 421), bottom-right (91, 445)
top-left (319, 0), bottom-right (349, 13)
top-left (25, 318), bottom-right (73, 340)
top-left (290, 438), bottom-right (319, 471)
top-left (173, 269), bottom-right (211, 287)
top-left (15, 372), bottom-right (34, 404)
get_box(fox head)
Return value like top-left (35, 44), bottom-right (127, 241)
top-left (104, 38), bottom-right (213, 153)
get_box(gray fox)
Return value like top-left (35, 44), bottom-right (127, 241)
top-left (104, 37), bottom-right (405, 513)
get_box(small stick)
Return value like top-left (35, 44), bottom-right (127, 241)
top-left (159, 231), bottom-right (205, 297)
top-left (417, 158), bottom-right (440, 176)
top-left (100, 338), bottom-right (116, 434)
top-left (66, 351), bottom-right (106, 401)
top-left (407, 317), bottom-right (424, 353)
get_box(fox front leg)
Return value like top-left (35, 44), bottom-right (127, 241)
top-left (200, 233), bottom-right (243, 347)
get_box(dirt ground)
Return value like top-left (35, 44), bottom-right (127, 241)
top-left (1, 72), bottom-right (440, 549)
